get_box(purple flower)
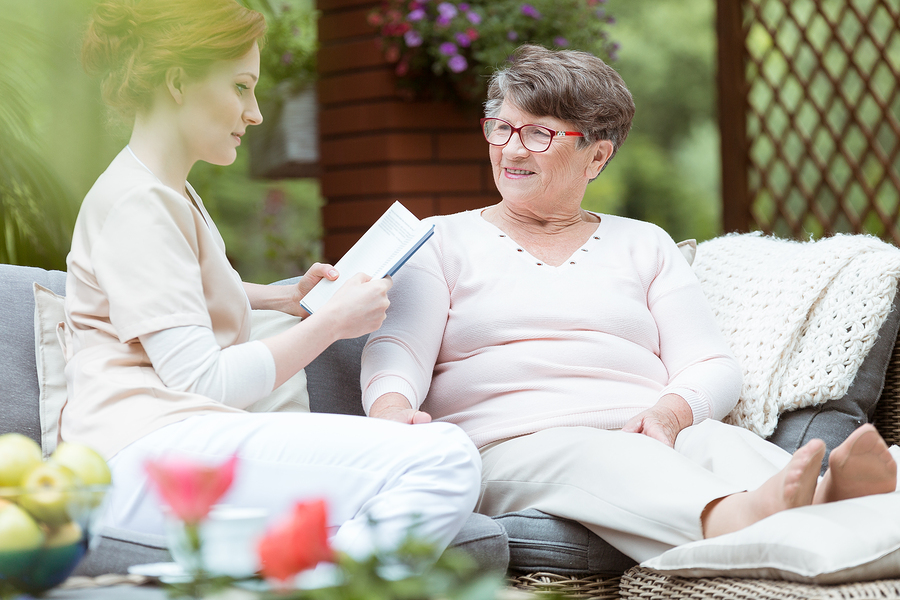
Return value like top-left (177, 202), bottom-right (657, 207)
top-left (554, 36), bottom-right (568, 47)
top-left (507, 30), bottom-right (519, 41)
top-left (439, 41), bottom-right (458, 55)
top-left (436, 15), bottom-right (451, 26)
top-left (521, 4), bottom-right (541, 18)
top-left (404, 29), bottom-right (424, 46)
top-left (407, 8), bottom-right (426, 21)
top-left (437, 2), bottom-right (457, 19)
top-left (448, 54), bottom-right (468, 73)
top-left (466, 11), bottom-right (482, 24)
top-left (455, 31), bottom-right (472, 47)
top-left (459, 2), bottom-right (469, 9)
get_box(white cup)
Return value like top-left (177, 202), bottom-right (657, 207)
top-left (166, 505), bottom-right (269, 578)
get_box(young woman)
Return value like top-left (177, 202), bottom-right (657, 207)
top-left (65, 0), bottom-right (480, 562)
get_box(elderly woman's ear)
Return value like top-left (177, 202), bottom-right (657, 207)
top-left (588, 139), bottom-right (615, 179)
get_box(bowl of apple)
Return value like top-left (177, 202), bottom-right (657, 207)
top-left (0, 433), bottom-right (111, 596)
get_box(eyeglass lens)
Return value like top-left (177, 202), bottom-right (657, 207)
top-left (482, 119), bottom-right (554, 152)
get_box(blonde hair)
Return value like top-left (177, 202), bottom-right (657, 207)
top-left (82, 0), bottom-right (266, 119)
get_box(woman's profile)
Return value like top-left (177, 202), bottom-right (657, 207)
top-left (64, 0), bottom-right (480, 562)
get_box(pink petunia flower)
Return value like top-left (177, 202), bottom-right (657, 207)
top-left (145, 454), bottom-right (237, 525)
top-left (407, 8), bottom-right (426, 21)
top-left (520, 4), bottom-right (541, 18)
top-left (405, 29), bottom-right (424, 47)
top-left (448, 54), bottom-right (468, 73)
top-left (437, 2), bottom-right (457, 19)
top-left (466, 10), bottom-right (482, 24)
top-left (439, 41), bottom-right (458, 55)
top-left (455, 32), bottom-right (472, 47)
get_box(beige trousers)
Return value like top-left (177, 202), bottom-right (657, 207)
top-left (477, 419), bottom-right (792, 562)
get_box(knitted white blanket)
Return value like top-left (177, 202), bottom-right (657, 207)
top-left (692, 233), bottom-right (900, 438)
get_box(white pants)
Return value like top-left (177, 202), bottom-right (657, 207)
top-left (477, 420), bottom-right (793, 562)
top-left (106, 413), bottom-right (481, 559)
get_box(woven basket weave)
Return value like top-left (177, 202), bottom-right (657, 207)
top-left (619, 566), bottom-right (900, 599)
top-left (509, 334), bottom-right (900, 599)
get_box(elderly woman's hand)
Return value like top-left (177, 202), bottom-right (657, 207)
top-left (622, 394), bottom-right (693, 447)
top-left (370, 393), bottom-right (433, 424)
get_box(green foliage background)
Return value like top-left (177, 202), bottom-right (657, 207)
top-left (0, 0), bottom-right (722, 279)
top-left (583, 1), bottom-right (721, 244)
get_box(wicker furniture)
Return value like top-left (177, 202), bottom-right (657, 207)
top-left (507, 331), bottom-right (900, 598)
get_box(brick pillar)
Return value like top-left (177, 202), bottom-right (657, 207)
top-left (317, 0), bottom-right (501, 263)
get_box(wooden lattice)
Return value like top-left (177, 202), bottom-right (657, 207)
top-left (718, 0), bottom-right (900, 241)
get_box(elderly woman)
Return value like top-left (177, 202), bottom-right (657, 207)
top-left (360, 44), bottom-right (897, 562)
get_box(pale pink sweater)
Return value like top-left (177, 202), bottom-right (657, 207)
top-left (361, 210), bottom-right (741, 448)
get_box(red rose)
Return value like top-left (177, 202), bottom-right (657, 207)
top-left (258, 498), bottom-right (334, 582)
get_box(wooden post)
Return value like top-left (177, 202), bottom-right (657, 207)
top-left (316, 0), bottom-right (500, 262)
top-left (716, 0), bottom-right (751, 234)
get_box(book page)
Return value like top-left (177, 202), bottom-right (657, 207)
top-left (299, 202), bottom-right (429, 314)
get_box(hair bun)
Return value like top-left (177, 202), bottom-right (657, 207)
top-left (92, 1), bottom-right (139, 37)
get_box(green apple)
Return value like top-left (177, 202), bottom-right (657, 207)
top-left (18, 462), bottom-right (78, 528)
top-left (44, 521), bottom-right (83, 548)
top-left (51, 442), bottom-right (111, 487)
top-left (0, 433), bottom-right (43, 487)
top-left (0, 498), bottom-right (44, 551)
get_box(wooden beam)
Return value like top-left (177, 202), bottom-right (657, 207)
top-left (716, 0), bottom-right (750, 233)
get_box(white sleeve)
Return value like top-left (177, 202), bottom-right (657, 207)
top-left (140, 325), bottom-right (276, 409)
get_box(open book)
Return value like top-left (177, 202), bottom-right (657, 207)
top-left (299, 201), bottom-right (435, 314)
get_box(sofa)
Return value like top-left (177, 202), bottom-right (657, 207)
top-left (5, 250), bottom-right (900, 599)
top-left (0, 262), bottom-right (638, 584)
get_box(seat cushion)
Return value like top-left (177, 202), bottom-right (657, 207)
top-left (495, 509), bottom-right (636, 576)
top-left (74, 511), bottom-right (508, 576)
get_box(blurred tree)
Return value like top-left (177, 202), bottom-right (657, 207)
top-left (0, 0), bottom-right (323, 282)
top-left (583, 0), bottom-right (721, 243)
top-left (0, 14), bottom-right (80, 269)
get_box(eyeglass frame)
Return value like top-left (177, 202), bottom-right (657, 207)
top-left (480, 117), bottom-right (585, 153)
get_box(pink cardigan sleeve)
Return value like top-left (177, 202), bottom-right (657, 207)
top-left (361, 235), bottom-right (450, 413)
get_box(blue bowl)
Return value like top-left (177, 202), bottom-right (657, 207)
top-left (0, 485), bottom-right (108, 596)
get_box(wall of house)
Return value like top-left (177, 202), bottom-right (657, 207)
top-left (317, 0), bottom-right (500, 262)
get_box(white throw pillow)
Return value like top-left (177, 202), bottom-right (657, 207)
top-left (245, 309), bottom-right (309, 413)
top-left (33, 284), bottom-right (68, 458)
top-left (33, 288), bottom-right (310, 459)
top-left (642, 479), bottom-right (900, 584)
top-left (677, 239), bottom-right (697, 266)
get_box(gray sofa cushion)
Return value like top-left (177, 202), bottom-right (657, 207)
top-left (74, 512), bottom-right (507, 577)
top-left (495, 509), bottom-right (636, 576)
top-left (769, 288), bottom-right (900, 473)
top-left (0, 264), bottom-right (66, 445)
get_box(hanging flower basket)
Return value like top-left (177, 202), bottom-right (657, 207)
top-left (368, 0), bottom-right (618, 107)
top-left (248, 81), bottom-right (319, 179)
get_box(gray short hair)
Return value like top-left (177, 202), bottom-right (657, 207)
top-left (484, 44), bottom-right (635, 166)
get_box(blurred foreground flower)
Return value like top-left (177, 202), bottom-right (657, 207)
top-left (258, 498), bottom-right (334, 582)
top-left (145, 454), bottom-right (237, 525)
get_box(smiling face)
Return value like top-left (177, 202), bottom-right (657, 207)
top-left (489, 99), bottom-right (607, 218)
top-left (175, 43), bottom-right (263, 167)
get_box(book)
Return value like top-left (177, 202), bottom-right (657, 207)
top-left (299, 201), bottom-right (435, 314)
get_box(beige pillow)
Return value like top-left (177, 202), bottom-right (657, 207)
top-left (33, 289), bottom-right (310, 458)
top-left (677, 239), bottom-right (697, 265)
top-left (641, 470), bottom-right (900, 584)
top-left (33, 284), bottom-right (68, 458)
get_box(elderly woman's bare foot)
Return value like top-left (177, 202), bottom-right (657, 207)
top-left (813, 424), bottom-right (896, 504)
top-left (702, 439), bottom-right (825, 538)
